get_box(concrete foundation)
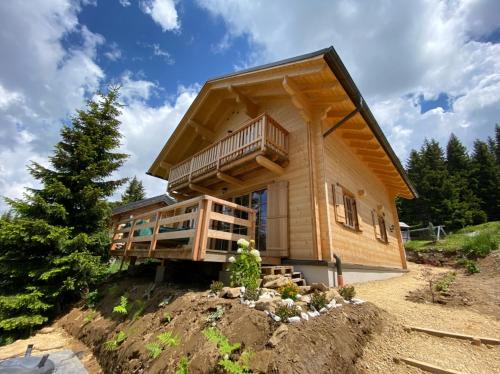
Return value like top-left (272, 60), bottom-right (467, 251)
top-left (284, 259), bottom-right (406, 287)
top-left (155, 265), bottom-right (166, 283)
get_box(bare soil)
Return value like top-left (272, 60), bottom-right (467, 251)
top-left (406, 250), bottom-right (500, 318)
top-left (57, 275), bottom-right (382, 373)
top-left (354, 259), bottom-right (500, 374)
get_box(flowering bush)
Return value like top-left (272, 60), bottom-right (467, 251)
top-left (228, 239), bottom-right (261, 289)
top-left (278, 281), bottom-right (301, 300)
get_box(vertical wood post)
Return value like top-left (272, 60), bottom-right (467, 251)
top-left (125, 217), bottom-right (137, 254)
top-left (192, 199), bottom-right (207, 260)
top-left (197, 198), bottom-right (213, 260)
top-left (148, 211), bottom-right (162, 258)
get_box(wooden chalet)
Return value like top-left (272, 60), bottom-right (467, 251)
top-left (110, 47), bottom-right (417, 285)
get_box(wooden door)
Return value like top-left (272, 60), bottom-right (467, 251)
top-left (266, 181), bottom-right (289, 257)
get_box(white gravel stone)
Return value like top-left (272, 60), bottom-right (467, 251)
top-left (301, 312), bottom-right (309, 321)
top-left (282, 298), bottom-right (295, 306)
top-left (319, 307), bottom-right (328, 313)
top-left (287, 316), bottom-right (301, 323)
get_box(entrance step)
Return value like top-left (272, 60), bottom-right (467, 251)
top-left (261, 265), bottom-right (307, 286)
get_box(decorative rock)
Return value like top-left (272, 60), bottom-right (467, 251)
top-left (249, 350), bottom-right (273, 373)
top-left (310, 282), bottom-right (328, 292)
top-left (326, 299), bottom-right (337, 309)
top-left (325, 288), bottom-right (341, 302)
top-left (319, 307), bottom-right (328, 314)
top-left (300, 312), bottom-right (309, 321)
top-left (262, 274), bottom-right (282, 283)
top-left (221, 287), bottom-right (241, 298)
top-left (255, 297), bottom-right (281, 312)
top-left (263, 276), bottom-right (290, 289)
top-left (268, 324), bottom-right (288, 347)
top-left (351, 298), bottom-right (365, 304)
top-left (248, 301), bottom-right (256, 308)
top-left (240, 286), bottom-right (246, 294)
top-left (295, 294), bottom-right (302, 300)
top-left (301, 295), bottom-right (311, 304)
top-left (299, 285), bottom-right (311, 293)
top-left (281, 298), bottom-right (294, 307)
top-left (307, 310), bottom-right (320, 318)
top-left (271, 313), bottom-right (281, 322)
top-left (287, 316), bottom-right (301, 323)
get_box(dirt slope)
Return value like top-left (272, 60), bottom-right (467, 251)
top-left (59, 275), bottom-right (382, 373)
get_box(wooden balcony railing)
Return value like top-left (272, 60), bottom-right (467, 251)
top-left (168, 114), bottom-right (289, 190)
top-left (110, 195), bottom-right (257, 261)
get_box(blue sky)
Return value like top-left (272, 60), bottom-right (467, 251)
top-left (0, 0), bottom-right (499, 210)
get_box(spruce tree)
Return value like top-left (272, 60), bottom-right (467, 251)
top-left (470, 140), bottom-right (500, 221)
top-left (0, 88), bottom-right (128, 342)
top-left (121, 176), bottom-right (146, 204)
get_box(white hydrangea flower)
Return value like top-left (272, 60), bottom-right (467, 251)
top-left (255, 256), bottom-right (262, 263)
top-left (237, 238), bottom-right (249, 248)
top-left (250, 249), bottom-right (260, 257)
top-left (236, 248), bottom-right (243, 254)
top-left (228, 256), bottom-right (236, 263)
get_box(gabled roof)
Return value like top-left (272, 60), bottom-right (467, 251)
top-left (147, 46), bottom-right (417, 199)
top-left (111, 194), bottom-right (176, 216)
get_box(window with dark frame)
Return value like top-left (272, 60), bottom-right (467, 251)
top-left (378, 214), bottom-right (388, 243)
top-left (343, 194), bottom-right (359, 230)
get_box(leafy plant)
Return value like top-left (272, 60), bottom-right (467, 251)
top-left (207, 305), bottom-right (225, 323)
top-left (339, 285), bottom-right (356, 301)
top-left (84, 310), bottom-right (97, 323)
top-left (274, 304), bottom-right (300, 321)
top-left (228, 239), bottom-right (261, 289)
top-left (219, 357), bottom-right (253, 374)
top-left (210, 280), bottom-right (224, 294)
top-left (112, 295), bottom-right (129, 315)
top-left (175, 356), bottom-right (189, 374)
top-left (104, 331), bottom-right (127, 351)
top-left (457, 258), bottom-right (480, 274)
top-left (278, 281), bottom-right (301, 301)
top-left (461, 231), bottom-right (498, 258)
top-left (244, 285), bottom-right (260, 301)
top-left (157, 331), bottom-right (180, 347)
top-left (434, 272), bottom-right (456, 292)
top-left (145, 342), bottom-right (163, 359)
top-left (85, 290), bottom-right (101, 309)
top-left (162, 311), bottom-right (173, 323)
top-left (203, 327), bottom-right (240, 355)
top-left (310, 291), bottom-right (327, 310)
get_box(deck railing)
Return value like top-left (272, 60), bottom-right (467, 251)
top-left (110, 195), bottom-right (256, 261)
top-left (168, 114), bottom-right (288, 190)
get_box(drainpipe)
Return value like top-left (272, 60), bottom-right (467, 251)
top-left (333, 254), bottom-right (344, 287)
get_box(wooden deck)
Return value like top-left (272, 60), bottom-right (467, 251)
top-left (168, 113), bottom-right (289, 194)
top-left (110, 195), bottom-right (265, 262)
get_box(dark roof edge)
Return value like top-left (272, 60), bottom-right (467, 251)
top-left (322, 46), bottom-right (418, 198)
top-left (112, 194), bottom-right (176, 215)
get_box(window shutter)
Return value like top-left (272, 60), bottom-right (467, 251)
top-left (371, 210), bottom-right (381, 239)
top-left (267, 181), bottom-right (289, 257)
top-left (333, 184), bottom-right (345, 223)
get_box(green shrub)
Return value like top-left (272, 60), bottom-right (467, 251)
top-left (310, 291), bottom-right (327, 310)
top-left (104, 331), bottom-right (127, 351)
top-left (274, 304), bottom-right (300, 321)
top-left (83, 310), bottom-right (97, 323)
top-left (461, 231), bottom-right (498, 258)
top-left (228, 239), bottom-right (261, 289)
top-left (207, 305), bottom-right (225, 323)
top-left (175, 356), bottom-right (189, 374)
top-left (112, 295), bottom-right (129, 315)
top-left (244, 285), bottom-right (260, 301)
top-left (157, 331), bottom-right (180, 347)
top-left (339, 285), bottom-right (356, 301)
top-left (434, 272), bottom-right (456, 292)
top-left (210, 280), bottom-right (224, 294)
top-left (85, 290), bottom-right (101, 309)
top-left (457, 259), bottom-right (480, 274)
top-left (145, 342), bottom-right (163, 359)
top-left (278, 282), bottom-right (301, 301)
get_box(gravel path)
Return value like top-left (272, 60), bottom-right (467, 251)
top-left (355, 263), bottom-right (500, 373)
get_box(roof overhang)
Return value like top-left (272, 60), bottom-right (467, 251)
top-left (147, 46), bottom-right (417, 199)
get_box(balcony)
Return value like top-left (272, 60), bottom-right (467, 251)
top-left (168, 114), bottom-right (289, 194)
top-left (110, 195), bottom-right (258, 262)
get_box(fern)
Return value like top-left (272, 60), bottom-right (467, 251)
top-left (145, 342), bottom-right (163, 359)
top-left (203, 327), bottom-right (240, 355)
top-left (84, 310), bottom-right (97, 323)
top-left (157, 331), bottom-right (180, 347)
top-left (162, 311), bottom-right (173, 323)
top-left (175, 356), bottom-right (189, 374)
top-left (219, 358), bottom-right (254, 374)
top-left (112, 295), bottom-right (128, 315)
top-left (104, 331), bottom-right (127, 351)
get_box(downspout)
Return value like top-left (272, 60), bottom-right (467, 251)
top-left (334, 254), bottom-right (344, 287)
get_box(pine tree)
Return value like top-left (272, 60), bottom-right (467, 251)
top-left (470, 140), bottom-right (500, 221)
top-left (121, 176), bottom-right (146, 204)
top-left (0, 88), bottom-right (127, 342)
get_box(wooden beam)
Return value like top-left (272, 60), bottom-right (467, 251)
top-left (349, 141), bottom-right (380, 150)
top-left (313, 98), bottom-right (351, 106)
top-left (302, 81), bottom-right (340, 92)
top-left (189, 119), bottom-right (215, 142)
top-left (256, 155), bottom-right (285, 175)
top-left (159, 160), bottom-right (171, 169)
top-left (188, 183), bottom-right (216, 195)
top-left (405, 325), bottom-right (500, 345)
top-left (282, 76), bottom-right (312, 122)
top-left (228, 85), bottom-right (259, 118)
top-left (394, 357), bottom-right (463, 374)
top-left (216, 172), bottom-right (244, 187)
top-left (341, 131), bottom-right (374, 141)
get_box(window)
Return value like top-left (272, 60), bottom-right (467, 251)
top-left (333, 183), bottom-right (359, 231)
top-left (378, 214), bottom-right (388, 243)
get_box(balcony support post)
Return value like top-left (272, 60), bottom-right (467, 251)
top-left (256, 155), bottom-right (285, 176)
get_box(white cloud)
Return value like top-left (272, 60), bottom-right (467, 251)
top-left (119, 0), bottom-right (131, 7)
top-left (140, 0), bottom-right (180, 32)
top-left (198, 0), bottom-right (500, 163)
top-left (104, 42), bottom-right (122, 61)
